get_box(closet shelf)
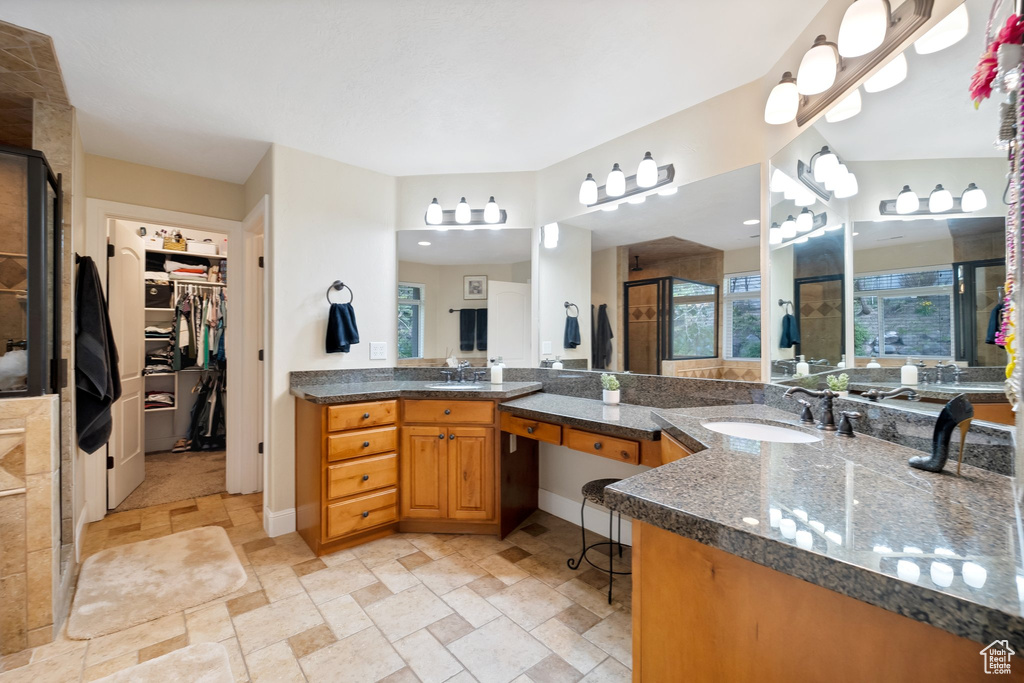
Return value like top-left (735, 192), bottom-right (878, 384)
top-left (146, 247), bottom-right (227, 261)
top-left (144, 405), bottom-right (176, 413)
top-left (145, 307), bottom-right (174, 312)
top-left (172, 280), bottom-right (226, 287)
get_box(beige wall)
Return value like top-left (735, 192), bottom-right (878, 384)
top-left (538, 223), bottom-right (591, 364)
top-left (85, 154), bottom-right (246, 221)
top-left (244, 147), bottom-right (273, 216)
top-left (590, 247), bottom-right (619, 370)
top-left (724, 246), bottom-right (759, 275)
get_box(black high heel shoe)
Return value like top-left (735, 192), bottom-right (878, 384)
top-left (908, 394), bottom-right (974, 474)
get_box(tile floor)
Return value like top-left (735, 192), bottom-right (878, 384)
top-left (0, 493), bottom-right (633, 683)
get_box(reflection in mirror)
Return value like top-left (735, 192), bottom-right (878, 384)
top-left (396, 228), bottom-right (533, 367)
top-left (547, 164), bottom-right (762, 378)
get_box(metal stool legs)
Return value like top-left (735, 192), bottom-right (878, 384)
top-left (566, 497), bottom-right (631, 604)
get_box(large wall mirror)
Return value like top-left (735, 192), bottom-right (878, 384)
top-left (768, 1), bottom-right (1011, 417)
top-left (396, 228), bottom-right (533, 366)
top-left (540, 164), bottom-right (762, 379)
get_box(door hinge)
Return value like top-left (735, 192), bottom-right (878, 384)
top-left (258, 349), bottom-right (264, 361)
top-left (107, 243), bottom-right (114, 258)
top-left (258, 442), bottom-right (264, 454)
top-left (106, 455), bottom-right (114, 469)
top-left (258, 256), bottom-right (264, 268)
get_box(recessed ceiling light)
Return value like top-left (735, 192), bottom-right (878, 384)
top-left (852, 231), bottom-right (860, 236)
top-left (418, 241), bottom-right (431, 246)
top-left (742, 219), bottom-right (760, 225)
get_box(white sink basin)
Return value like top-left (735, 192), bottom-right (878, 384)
top-left (424, 384), bottom-right (486, 390)
top-left (701, 421), bottom-right (822, 443)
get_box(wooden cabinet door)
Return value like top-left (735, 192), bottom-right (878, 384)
top-left (447, 427), bottom-right (494, 521)
top-left (400, 426), bottom-right (448, 519)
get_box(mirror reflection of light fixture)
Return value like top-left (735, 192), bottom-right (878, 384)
top-left (838, 0), bottom-right (891, 58)
top-left (914, 2), bottom-right (968, 55)
top-left (764, 72), bottom-right (800, 124)
top-left (824, 87), bottom-right (862, 123)
top-left (794, 235), bottom-right (809, 244)
top-left (825, 163), bottom-right (850, 191)
top-left (797, 35), bottom-right (840, 95)
top-left (796, 207), bottom-right (814, 232)
top-left (455, 197), bottom-right (471, 224)
top-left (895, 185), bottom-right (920, 214)
top-left (780, 215), bottom-right (798, 239)
top-left (961, 183), bottom-right (987, 211)
top-left (658, 186), bottom-right (678, 196)
top-left (627, 195), bottom-right (646, 205)
top-left (578, 173), bottom-right (598, 205)
top-left (769, 223), bottom-right (783, 245)
top-left (601, 203), bottom-right (618, 212)
top-left (863, 51), bottom-right (907, 93)
top-left (483, 196), bottom-right (501, 224)
top-left (928, 184), bottom-right (953, 213)
top-left (425, 198), bottom-right (443, 225)
top-left (606, 163), bottom-right (626, 197)
top-left (636, 152), bottom-right (658, 188)
top-left (542, 223), bottom-right (559, 249)
top-left (834, 170), bottom-right (859, 199)
top-left (812, 147), bottom-right (839, 184)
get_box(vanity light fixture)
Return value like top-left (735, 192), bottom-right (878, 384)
top-left (961, 183), bottom-right (987, 211)
top-left (423, 197), bottom-right (508, 227)
top-left (579, 173), bottom-right (598, 205)
top-left (913, 2), bottom-right (968, 55)
top-left (796, 207), bottom-right (814, 232)
top-left (600, 203), bottom-right (618, 211)
top-left (863, 51), bottom-right (907, 93)
top-left (771, 212), bottom-right (830, 249)
top-left (780, 215), bottom-right (798, 239)
top-left (658, 186), bottom-right (678, 196)
top-left (636, 152), bottom-right (659, 188)
top-left (794, 235), bottom-right (810, 244)
top-left (798, 147), bottom-right (858, 201)
top-left (824, 87), bottom-right (862, 123)
top-left (606, 164), bottom-right (626, 197)
top-left (812, 147), bottom-right (839, 185)
top-left (764, 72), bottom-right (800, 125)
top-left (824, 164), bottom-right (850, 191)
top-left (895, 185), bottom-right (920, 214)
top-left (834, 170), bottom-right (859, 199)
top-left (928, 184), bottom-right (953, 213)
top-left (542, 223), bottom-right (559, 249)
top-left (797, 35), bottom-right (841, 95)
top-left (769, 223), bottom-right (783, 245)
top-left (627, 195), bottom-right (646, 205)
top-left (838, 0), bottom-right (891, 58)
top-left (578, 157), bottom-right (676, 207)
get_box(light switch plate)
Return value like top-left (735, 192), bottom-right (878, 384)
top-left (369, 342), bottom-right (387, 360)
top-left (542, 340), bottom-right (552, 354)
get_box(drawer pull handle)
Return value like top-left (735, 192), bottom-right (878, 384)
top-left (444, 409), bottom-right (451, 415)
top-left (620, 451), bottom-right (629, 460)
top-left (363, 441), bottom-right (370, 448)
top-left (362, 511), bottom-right (369, 518)
top-left (450, 434), bottom-right (456, 440)
top-left (362, 474), bottom-right (370, 481)
top-left (363, 412), bottom-right (370, 419)
top-left (438, 434), bottom-right (445, 439)
top-left (594, 442), bottom-right (603, 450)
top-left (527, 426), bottom-right (534, 434)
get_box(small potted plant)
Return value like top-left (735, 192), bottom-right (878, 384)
top-left (826, 373), bottom-right (850, 397)
top-left (601, 373), bottom-right (620, 405)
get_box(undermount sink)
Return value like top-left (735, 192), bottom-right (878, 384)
top-left (424, 383), bottom-right (486, 390)
top-left (701, 421), bottom-right (822, 444)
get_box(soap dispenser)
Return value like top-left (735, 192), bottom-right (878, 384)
top-left (490, 357), bottom-right (504, 385)
top-left (796, 355), bottom-right (809, 376)
top-left (901, 358), bottom-right (919, 385)
top-left (867, 358), bottom-right (881, 368)
top-left (837, 354), bottom-right (846, 369)
top-left (552, 356), bottom-right (563, 370)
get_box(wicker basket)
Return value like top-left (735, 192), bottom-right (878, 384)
top-left (163, 236), bottom-right (186, 251)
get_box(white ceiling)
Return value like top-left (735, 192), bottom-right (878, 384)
top-left (817, 0), bottom-right (1002, 161)
top-left (0, 0), bottom-right (827, 182)
top-left (397, 227), bottom-right (532, 265)
top-left (562, 164), bottom-right (761, 251)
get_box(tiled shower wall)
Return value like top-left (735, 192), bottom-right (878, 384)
top-left (0, 394), bottom-right (59, 655)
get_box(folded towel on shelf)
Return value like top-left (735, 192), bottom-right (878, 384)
top-left (326, 302), bottom-right (360, 353)
top-left (164, 260), bottom-right (208, 273)
top-left (144, 271), bottom-right (170, 282)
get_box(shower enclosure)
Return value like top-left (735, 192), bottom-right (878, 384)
top-left (623, 276), bottom-right (719, 374)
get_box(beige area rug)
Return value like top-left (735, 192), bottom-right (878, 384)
top-left (67, 526), bottom-right (246, 639)
top-left (94, 642), bottom-right (234, 682)
top-left (113, 450), bottom-right (226, 512)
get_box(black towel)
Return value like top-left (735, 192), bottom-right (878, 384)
top-left (75, 256), bottom-right (122, 454)
top-left (985, 301), bottom-right (1004, 346)
top-left (326, 302), bottom-right (360, 353)
top-left (594, 304), bottom-right (614, 369)
top-left (779, 313), bottom-right (800, 348)
top-left (564, 315), bottom-right (581, 349)
top-left (459, 309), bottom-right (476, 351)
top-left (476, 308), bottom-right (487, 352)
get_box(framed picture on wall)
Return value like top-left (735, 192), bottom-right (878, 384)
top-left (464, 275), bottom-right (487, 300)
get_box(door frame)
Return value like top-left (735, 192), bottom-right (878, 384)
top-left (83, 199), bottom-right (257, 523)
top-left (953, 257), bottom-right (1006, 365)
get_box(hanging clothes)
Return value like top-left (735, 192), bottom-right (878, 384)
top-left (986, 301), bottom-right (1004, 347)
top-left (594, 304), bottom-right (614, 369)
top-left (172, 286), bottom-right (227, 371)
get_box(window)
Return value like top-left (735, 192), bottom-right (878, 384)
top-left (723, 272), bottom-right (762, 360)
top-left (853, 268), bottom-right (953, 358)
top-left (670, 280), bottom-right (717, 358)
top-left (398, 283), bottom-right (425, 359)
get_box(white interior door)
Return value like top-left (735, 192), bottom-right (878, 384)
top-left (487, 281), bottom-right (531, 368)
top-left (107, 220), bottom-right (145, 508)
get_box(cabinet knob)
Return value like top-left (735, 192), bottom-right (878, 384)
top-left (444, 409), bottom-right (451, 415)
top-left (363, 412), bottom-right (370, 419)
top-left (449, 433), bottom-right (456, 440)
top-left (362, 511), bottom-right (369, 518)
top-left (362, 474), bottom-right (369, 481)
top-left (620, 451), bottom-right (629, 460)
top-left (594, 442), bottom-right (603, 450)
top-left (438, 433), bottom-right (445, 439)
top-left (527, 427), bottom-right (534, 434)
top-left (363, 441), bottom-right (370, 448)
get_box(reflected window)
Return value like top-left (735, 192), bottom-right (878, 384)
top-left (397, 282), bottom-right (425, 359)
top-left (724, 273), bottom-right (761, 359)
top-left (854, 268), bottom-right (953, 358)
top-left (671, 280), bottom-right (717, 359)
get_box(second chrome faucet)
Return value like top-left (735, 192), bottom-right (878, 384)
top-left (784, 387), bottom-right (837, 431)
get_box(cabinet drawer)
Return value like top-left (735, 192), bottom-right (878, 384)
top-left (404, 400), bottom-right (494, 424)
top-left (326, 426), bottom-right (397, 462)
top-left (564, 427), bottom-right (640, 465)
top-left (500, 412), bottom-right (562, 445)
top-left (327, 400), bottom-right (397, 432)
top-left (325, 488), bottom-right (398, 539)
top-left (326, 453), bottom-right (398, 500)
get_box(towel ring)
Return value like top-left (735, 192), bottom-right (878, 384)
top-left (565, 301), bottom-right (579, 318)
top-left (326, 280), bottom-right (354, 304)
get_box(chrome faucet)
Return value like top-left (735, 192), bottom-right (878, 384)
top-left (951, 366), bottom-right (967, 385)
top-left (861, 387), bottom-right (920, 402)
top-left (934, 361), bottom-right (958, 384)
top-left (774, 359), bottom-right (798, 376)
top-left (784, 387), bottom-right (838, 431)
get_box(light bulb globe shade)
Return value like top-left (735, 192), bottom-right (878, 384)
top-left (914, 3), bottom-right (969, 55)
top-left (780, 216), bottom-right (798, 239)
top-left (770, 167), bottom-right (793, 194)
top-left (928, 185), bottom-right (953, 213)
top-left (483, 196), bottom-right (500, 224)
top-left (864, 52), bottom-right (907, 93)
top-left (796, 208), bottom-right (814, 232)
top-left (425, 198), bottom-right (443, 225)
top-left (600, 204), bottom-right (618, 212)
top-left (896, 185), bottom-right (919, 214)
top-left (636, 152), bottom-right (658, 188)
top-left (627, 195), bottom-right (646, 205)
top-left (797, 36), bottom-right (839, 95)
top-left (834, 171), bottom-right (859, 199)
top-left (825, 163), bottom-right (849, 191)
top-left (542, 223), bottom-right (559, 249)
top-left (606, 163), bottom-right (626, 197)
top-left (825, 87), bottom-right (862, 123)
top-left (813, 148), bottom-right (839, 184)
top-left (838, 0), bottom-right (890, 57)
top-left (764, 74), bottom-right (799, 125)
top-left (961, 183), bottom-right (987, 212)
top-left (578, 174), bottom-right (598, 205)
top-left (455, 197), bottom-right (471, 224)
top-left (769, 225), bottom-right (783, 245)
top-left (794, 188), bottom-right (817, 207)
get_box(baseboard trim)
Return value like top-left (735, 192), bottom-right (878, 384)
top-left (537, 489), bottom-right (633, 545)
top-left (263, 506), bottom-right (296, 537)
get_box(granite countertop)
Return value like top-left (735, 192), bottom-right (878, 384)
top-left (498, 393), bottom-right (661, 441)
top-left (848, 381), bottom-right (1009, 404)
top-left (604, 403), bottom-right (1023, 646)
top-left (291, 381), bottom-right (542, 404)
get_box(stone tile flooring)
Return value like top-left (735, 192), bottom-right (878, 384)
top-left (0, 492), bottom-right (633, 682)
